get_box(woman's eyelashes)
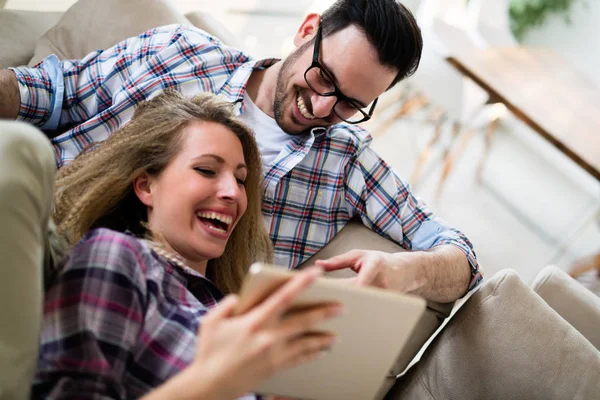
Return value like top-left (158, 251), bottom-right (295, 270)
top-left (236, 177), bottom-right (247, 186)
top-left (194, 167), bottom-right (215, 177)
top-left (194, 167), bottom-right (246, 186)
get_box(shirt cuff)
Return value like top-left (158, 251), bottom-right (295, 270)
top-left (8, 54), bottom-right (64, 130)
top-left (410, 219), bottom-right (483, 292)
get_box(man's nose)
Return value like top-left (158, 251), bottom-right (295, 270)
top-left (310, 94), bottom-right (337, 119)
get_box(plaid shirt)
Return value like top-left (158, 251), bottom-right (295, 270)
top-left (11, 24), bottom-right (481, 288)
top-left (33, 228), bottom-right (258, 399)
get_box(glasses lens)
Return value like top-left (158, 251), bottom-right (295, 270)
top-left (305, 66), bottom-right (335, 95)
top-left (304, 65), bottom-right (375, 124)
top-left (333, 101), bottom-right (369, 124)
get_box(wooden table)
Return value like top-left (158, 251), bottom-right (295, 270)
top-left (446, 47), bottom-right (600, 181)
top-left (446, 47), bottom-right (600, 275)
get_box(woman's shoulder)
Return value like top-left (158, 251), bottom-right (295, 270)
top-left (76, 228), bottom-right (149, 255)
top-left (67, 228), bottom-right (155, 280)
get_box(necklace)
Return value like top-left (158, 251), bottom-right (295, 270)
top-left (145, 240), bottom-right (190, 270)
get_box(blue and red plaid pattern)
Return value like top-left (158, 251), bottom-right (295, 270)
top-left (32, 228), bottom-right (259, 399)
top-left (10, 24), bottom-right (481, 289)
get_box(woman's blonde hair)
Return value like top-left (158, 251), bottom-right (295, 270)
top-left (54, 90), bottom-right (273, 294)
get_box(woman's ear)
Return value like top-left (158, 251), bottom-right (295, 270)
top-left (133, 172), bottom-right (154, 207)
top-left (293, 13), bottom-right (321, 47)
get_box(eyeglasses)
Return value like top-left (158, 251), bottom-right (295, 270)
top-left (303, 25), bottom-right (378, 124)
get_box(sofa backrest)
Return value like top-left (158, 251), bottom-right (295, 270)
top-left (0, 0), bottom-right (240, 69)
top-left (0, 10), bottom-right (62, 68)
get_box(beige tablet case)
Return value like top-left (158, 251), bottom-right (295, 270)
top-left (237, 263), bottom-right (426, 400)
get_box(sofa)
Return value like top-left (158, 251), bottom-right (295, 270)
top-left (2, 1), bottom-right (598, 399)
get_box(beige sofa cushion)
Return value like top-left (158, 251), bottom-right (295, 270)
top-left (29, 0), bottom-right (190, 66)
top-left (0, 10), bottom-right (62, 68)
top-left (184, 11), bottom-right (241, 48)
top-left (531, 265), bottom-right (600, 349)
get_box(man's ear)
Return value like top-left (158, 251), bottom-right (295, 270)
top-left (133, 172), bottom-right (154, 207)
top-left (293, 13), bottom-right (321, 47)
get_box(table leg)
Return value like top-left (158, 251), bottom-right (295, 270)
top-left (435, 125), bottom-right (475, 200)
top-left (568, 209), bottom-right (600, 278)
top-left (409, 111), bottom-right (446, 188)
top-left (476, 117), bottom-right (500, 184)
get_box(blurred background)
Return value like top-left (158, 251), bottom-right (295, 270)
top-left (3, 0), bottom-right (599, 286)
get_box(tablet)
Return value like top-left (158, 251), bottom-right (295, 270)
top-left (237, 263), bottom-right (426, 400)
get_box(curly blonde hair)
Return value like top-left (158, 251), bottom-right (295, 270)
top-left (54, 90), bottom-right (272, 294)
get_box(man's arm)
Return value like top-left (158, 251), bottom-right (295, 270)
top-left (0, 70), bottom-right (19, 119)
top-left (5, 25), bottom-right (227, 136)
top-left (333, 142), bottom-right (481, 303)
top-left (396, 244), bottom-right (472, 301)
top-left (317, 244), bottom-right (472, 303)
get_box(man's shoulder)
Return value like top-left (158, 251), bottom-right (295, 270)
top-left (324, 123), bottom-right (373, 152)
top-left (144, 24), bottom-right (247, 56)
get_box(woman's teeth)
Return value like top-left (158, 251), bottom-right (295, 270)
top-left (297, 94), bottom-right (315, 120)
top-left (196, 212), bottom-right (233, 225)
top-left (206, 225), bottom-right (226, 233)
top-left (196, 211), bottom-right (232, 233)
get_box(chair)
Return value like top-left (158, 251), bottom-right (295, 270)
top-left (466, 0), bottom-right (518, 46)
top-left (405, 12), bottom-right (507, 197)
top-left (375, 0), bottom-right (510, 198)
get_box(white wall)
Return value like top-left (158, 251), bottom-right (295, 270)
top-left (522, 0), bottom-right (600, 86)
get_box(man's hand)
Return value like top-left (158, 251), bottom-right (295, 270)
top-left (314, 250), bottom-right (395, 289)
top-left (0, 70), bottom-right (20, 119)
top-left (315, 249), bottom-right (423, 293)
top-left (315, 246), bottom-right (472, 303)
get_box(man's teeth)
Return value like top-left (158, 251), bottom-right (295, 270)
top-left (196, 212), bottom-right (233, 227)
top-left (297, 94), bottom-right (315, 120)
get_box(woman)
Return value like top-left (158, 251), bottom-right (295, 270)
top-left (34, 90), bottom-right (341, 399)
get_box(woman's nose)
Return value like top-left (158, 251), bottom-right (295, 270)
top-left (217, 175), bottom-right (241, 202)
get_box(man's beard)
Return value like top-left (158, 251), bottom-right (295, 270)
top-left (273, 48), bottom-right (308, 136)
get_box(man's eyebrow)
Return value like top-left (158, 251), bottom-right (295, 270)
top-left (192, 154), bottom-right (247, 170)
top-left (320, 61), bottom-right (368, 108)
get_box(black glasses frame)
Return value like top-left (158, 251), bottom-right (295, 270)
top-left (303, 25), bottom-right (378, 124)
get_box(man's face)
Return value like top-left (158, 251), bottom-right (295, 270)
top-left (273, 24), bottom-right (397, 135)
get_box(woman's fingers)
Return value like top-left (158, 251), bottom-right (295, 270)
top-left (277, 303), bottom-right (343, 339)
top-left (202, 294), bottom-right (239, 326)
top-left (251, 267), bottom-right (323, 326)
top-left (276, 333), bottom-right (338, 370)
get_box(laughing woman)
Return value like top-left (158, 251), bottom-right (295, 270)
top-left (33, 90), bottom-right (340, 399)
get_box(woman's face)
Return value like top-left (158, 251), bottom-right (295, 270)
top-left (135, 120), bottom-right (248, 273)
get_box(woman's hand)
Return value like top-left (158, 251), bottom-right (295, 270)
top-left (149, 267), bottom-right (342, 400)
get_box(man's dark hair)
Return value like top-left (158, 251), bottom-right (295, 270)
top-left (320, 0), bottom-right (422, 88)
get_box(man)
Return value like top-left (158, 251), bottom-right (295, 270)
top-left (0, 1), bottom-right (598, 398)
